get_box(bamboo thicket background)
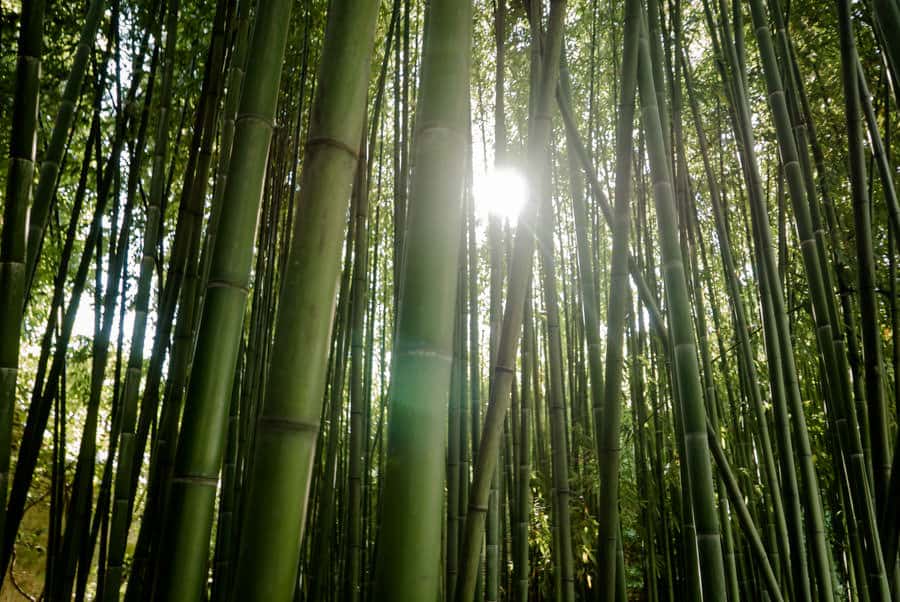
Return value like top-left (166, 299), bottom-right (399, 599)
top-left (1, 0), bottom-right (900, 600)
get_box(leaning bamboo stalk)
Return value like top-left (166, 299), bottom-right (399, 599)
top-left (24, 0), bottom-right (106, 295)
top-left (747, 0), bottom-right (888, 597)
top-left (153, 0), bottom-right (296, 597)
top-left (670, 9), bottom-right (742, 588)
top-left (0, 29), bottom-right (150, 577)
top-left (104, 1), bottom-right (180, 595)
top-left (706, 422), bottom-right (785, 602)
top-left (127, 0), bottom-right (232, 533)
top-left (635, 1), bottom-right (727, 598)
top-left (456, 2), bottom-right (566, 600)
top-left (0, 0), bottom-right (45, 555)
top-left (230, 3), bottom-right (379, 599)
top-left (556, 98), bottom-right (668, 346)
top-left (680, 48), bottom-right (793, 593)
top-left (54, 56), bottom-right (147, 595)
top-left (856, 60), bottom-right (900, 251)
top-left (33, 101), bottom-right (107, 598)
top-left (123, 11), bottom-right (233, 588)
top-left (708, 0), bottom-right (832, 596)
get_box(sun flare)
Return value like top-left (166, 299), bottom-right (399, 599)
top-left (473, 166), bottom-right (528, 224)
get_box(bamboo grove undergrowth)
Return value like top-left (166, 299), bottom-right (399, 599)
top-left (1, 0), bottom-right (900, 600)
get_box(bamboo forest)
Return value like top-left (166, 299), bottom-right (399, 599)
top-left (4, 0), bottom-right (900, 599)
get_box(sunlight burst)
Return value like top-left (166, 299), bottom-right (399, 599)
top-left (473, 166), bottom-right (528, 224)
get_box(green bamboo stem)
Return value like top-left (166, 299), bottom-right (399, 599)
top-left (487, 2), bottom-right (507, 594)
top-left (872, 0), bottom-right (900, 95)
top-left (127, 0), bottom-right (232, 531)
top-left (680, 48), bottom-right (793, 595)
top-left (487, 331), bottom-right (501, 599)
top-left (347, 123), bottom-right (370, 602)
top-left (594, 0), bottom-right (638, 594)
top-left (457, 227), bottom-right (471, 585)
top-left (779, 30), bottom-right (873, 478)
top-left (54, 64), bottom-right (148, 595)
top-left (372, 0), bottom-right (471, 597)
top-left (447, 270), bottom-right (464, 601)
top-left (153, 0), bottom-right (295, 596)
top-left (6, 161), bottom-right (117, 585)
top-left (556, 97), bottom-right (669, 347)
top-left (782, 31), bottom-right (863, 373)
top-left (837, 0), bottom-right (891, 530)
top-left (104, 2), bottom-right (180, 596)
top-left (747, 0), bottom-right (888, 598)
top-left (516, 295), bottom-right (535, 602)
top-left (635, 1), bottom-right (727, 598)
top-left (768, 0), bottom-right (845, 353)
top-left (707, 1), bottom-right (833, 596)
top-left (360, 204), bottom-right (381, 602)
top-left (888, 231), bottom-right (900, 586)
top-left (209, 355), bottom-right (242, 602)
top-left (486, 139), bottom-right (502, 602)
top-left (0, 31), bottom-right (147, 575)
top-left (309, 226), bottom-right (355, 602)
top-left (24, 81), bottom-right (105, 593)
top-left (486, 3), bottom-right (508, 594)
top-left (706, 422), bottom-right (785, 602)
top-left (135, 32), bottom-right (230, 482)
top-left (885, 446), bottom-right (900, 585)
top-left (857, 60), bottom-right (900, 252)
top-left (645, 0), bottom-right (671, 157)
top-left (0, 0), bottom-right (45, 556)
top-left (629, 311), bottom-right (657, 602)
top-left (77, 34), bottom-right (158, 597)
top-left (455, 2), bottom-right (565, 600)
top-left (122, 4), bottom-right (233, 588)
top-left (537, 161), bottom-right (576, 602)
top-left (679, 148), bottom-right (741, 602)
top-left (200, 0), bottom-right (253, 296)
top-left (230, 3), bottom-right (379, 599)
top-left (24, 0), bottom-right (105, 296)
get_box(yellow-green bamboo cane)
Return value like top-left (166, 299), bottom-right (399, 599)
top-left (373, 0), bottom-right (472, 598)
top-left (230, 2), bottom-right (380, 600)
